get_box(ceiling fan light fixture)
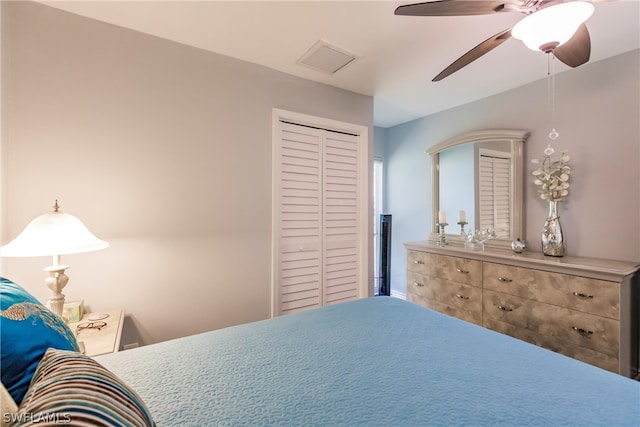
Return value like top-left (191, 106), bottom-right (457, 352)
top-left (511, 1), bottom-right (595, 52)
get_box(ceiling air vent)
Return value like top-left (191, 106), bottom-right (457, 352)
top-left (297, 40), bottom-right (359, 74)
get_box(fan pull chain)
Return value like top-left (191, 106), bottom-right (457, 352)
top-left (547, 53), bottom-right (559, 140)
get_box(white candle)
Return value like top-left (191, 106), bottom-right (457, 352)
top-left (438, 210), bottom-right (447, 224)
top-left (459, 210), bottom-right (466, 223)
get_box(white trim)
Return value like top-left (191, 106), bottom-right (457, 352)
top-left (478, 148), bottom-right (513, 160)
top-left (373, 158), bottom-right (384, 295)
top-left (271, 108), bottom-right (369, 318)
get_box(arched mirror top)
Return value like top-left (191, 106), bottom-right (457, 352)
top-left (427, 129), bottom-right (528, 249)
top-left (427, 129), bottom-right (528, 156)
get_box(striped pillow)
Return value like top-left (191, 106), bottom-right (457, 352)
top-left (11, 349), bottom-right (154, 426)
top-left (1, 382), bottom-right (18, 427)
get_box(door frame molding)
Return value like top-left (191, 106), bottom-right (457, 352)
top-left (271, 108), bottom-right (370, 317)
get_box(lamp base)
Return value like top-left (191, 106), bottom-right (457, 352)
top-left (44, 265), bottom-right (70, 318)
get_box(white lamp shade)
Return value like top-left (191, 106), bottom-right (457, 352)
top-left (0, 209), bottom-right (108, 258)
top-left (511, 1), bottom-right (595, 51)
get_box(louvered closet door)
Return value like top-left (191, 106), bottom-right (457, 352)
top-left (323, 132), bottom-right (359, 305)
top-left (277, 122), bottom-right (323, 314)
top-left (478, 154), bottom-right (511, 238)
top-left (275, 121), bottom-right (360, 315)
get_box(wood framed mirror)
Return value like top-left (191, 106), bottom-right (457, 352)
top-left (427, 129), bottom-right (528, 249)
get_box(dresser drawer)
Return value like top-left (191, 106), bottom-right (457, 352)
top-left (407, 292), bottom-right (482, 326)
top-left (483, 289), bottom-right (619, 357)
top-left (436, 254), bottom-right (482, 287)
top-left (483, 262), bottom-right (620, 320)
top-left (484, 318), bottom-right (618, 373)
top-left (407, 250), bottom-right (429, 275)
top-left (407, 251), bottom-right (482, 287)
top-left (407, 271), bottom-right (482, 314)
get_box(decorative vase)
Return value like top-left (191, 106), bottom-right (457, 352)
top-left (541, 200), bottom-right (564, 256)
top-left (511, 238), bottom-right (526, 253)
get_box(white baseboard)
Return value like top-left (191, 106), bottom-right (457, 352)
top-left (390, 289), bottom-right (406, 300)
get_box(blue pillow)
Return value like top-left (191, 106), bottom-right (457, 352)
top-left (0, 277), bottom-right (79, 405)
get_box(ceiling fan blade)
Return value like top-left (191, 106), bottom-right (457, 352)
top-left (433, 28), bottom-right (512, 81)
top-left (395, 0), bottom-right (518, 16)
top-left (553, 24), bottom-right (591, 68)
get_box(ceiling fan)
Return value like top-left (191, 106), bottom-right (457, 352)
top-left (395, 0), bottom-right (598, 81)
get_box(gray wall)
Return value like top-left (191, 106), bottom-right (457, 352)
top-left (439, 144), bottom-right (475, 232)
top-left (385, 50), bottom-right (640, 296)
top-left (0, 1), bottom-right (373, 346)
top-left (374, 126), bottom-right (387, 161)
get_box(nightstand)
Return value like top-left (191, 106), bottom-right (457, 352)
top-left (68, 309), bottom-right (124, 357)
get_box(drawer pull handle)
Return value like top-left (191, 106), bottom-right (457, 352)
top-left (413, 260), bottom-right (425, 265)
top-left (456, 268), bottom-right (469, 274)
top-left (497, 277), bottom-right (512, 283)
top-left (413, 281), bottom-right (424, 287)
top-left (456, 294), bottom-right (469, 300)
top-left (497, 305), bottom-right (513, 312)
top-left (572, 292), bottom-right (594, 299)
top-left (572, 326), bottom-right (594, 336)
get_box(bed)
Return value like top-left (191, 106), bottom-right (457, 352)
top-left (103, 297), bottom-right (640, 426)
top-left (2, 278), bottom-right (639, 426)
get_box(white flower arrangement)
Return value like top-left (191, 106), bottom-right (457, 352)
top-left (531, 144), bottom-right (571, 202)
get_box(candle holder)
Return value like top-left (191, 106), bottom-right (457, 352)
top-left (436, 222), bottom-right (448, 246)
top-left (457, 221), bottom-right (468, 239)
top-left (475, 228), bottom-right (497, 251)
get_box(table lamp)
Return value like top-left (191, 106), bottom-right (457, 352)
top-left (0, 200), bottom-right (108, 317)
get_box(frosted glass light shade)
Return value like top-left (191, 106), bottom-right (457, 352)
top-left (0, 206), bottom-right (108, 257)
top-left (512, 1), bottom-right (595, 52)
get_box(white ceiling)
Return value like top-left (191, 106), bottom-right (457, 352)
top-left (39, 0), bottom-right (640, 128)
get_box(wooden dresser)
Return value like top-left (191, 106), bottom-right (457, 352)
top-left (405, 242), bottom-right (640, 378)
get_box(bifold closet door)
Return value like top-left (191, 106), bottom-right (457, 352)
top-left (277, 122), bottom-right (323, 315)
top-left (275, 121), bottom-right (359, 316)
top-left (478, 153), bottom-right (511, 239)
top-left (322, 131), bottom-right (359, 305)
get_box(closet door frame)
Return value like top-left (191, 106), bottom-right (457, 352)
top-left (271, 108), bottom-right (370, 317)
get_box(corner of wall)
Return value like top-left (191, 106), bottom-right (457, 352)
top-left (0, 0), bottom-right (7, 252)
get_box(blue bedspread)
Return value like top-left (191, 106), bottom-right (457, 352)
top-left (97, 297), bottom-right (640, 426)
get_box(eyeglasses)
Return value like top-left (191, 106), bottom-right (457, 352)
top-left (75, 321), bottom-right (107, 335)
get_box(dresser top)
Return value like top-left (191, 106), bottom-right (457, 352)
top-left (404, 241), bottom-right (640, 282)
